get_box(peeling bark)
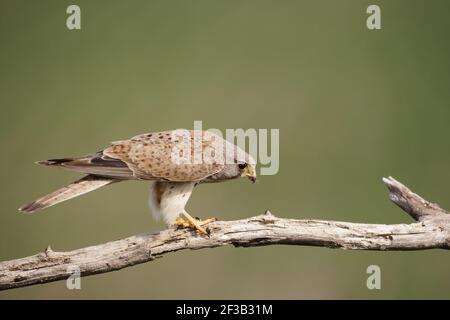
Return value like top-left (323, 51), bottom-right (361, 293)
top-left (1, 177), bottom-right (449, 291)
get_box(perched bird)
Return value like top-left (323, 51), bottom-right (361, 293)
top-left (19, 130), bottom-right (257, 234)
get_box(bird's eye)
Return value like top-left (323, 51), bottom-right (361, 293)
top-left (238, 163), bottom-right (247, 170)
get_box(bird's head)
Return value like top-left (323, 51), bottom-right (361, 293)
top-left (237, 161), bottom-right (257, 183)
top-left (233, 147), bottom-right (257, 183)
top-left (217, 137), bottom-right (257, 183)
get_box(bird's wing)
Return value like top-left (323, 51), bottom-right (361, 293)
top-left (19, 175), bottom-right (117, 213)
top-left (36, 153), bottom-right (135, 179)
top-left (103, 130), bottom-right (225, 182)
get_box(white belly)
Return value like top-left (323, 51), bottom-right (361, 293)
top-left (148, 181), bottom-right (196, 225)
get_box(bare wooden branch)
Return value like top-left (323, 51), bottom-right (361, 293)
top-left (1, 177), bottom-right (449, 291)
top-left (383, 177), bottom-right (449, 221)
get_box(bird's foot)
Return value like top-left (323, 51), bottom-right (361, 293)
top-left (175, 214), bottom-right (217, 235)
top-left (197, 217), bottom-right (218, 225)
top-left (175, 217), bottom-right (191, 228)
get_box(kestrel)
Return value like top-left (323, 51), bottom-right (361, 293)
top-left (19, 130), bottom-right (257, 234)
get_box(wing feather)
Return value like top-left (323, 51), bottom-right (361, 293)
top-left (103, 130), bottom-right (225, 182)
top-left (37, 153), bottom-right (135, 179)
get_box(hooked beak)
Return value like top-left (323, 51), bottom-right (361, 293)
top-left (242, 166), bottom-right (257, 183)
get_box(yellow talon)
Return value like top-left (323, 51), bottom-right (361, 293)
top-left (198, 217), bottom-right (218, 226)
top-left (175, 217), bottom-right (190, 228)
top-left (175, 213), bottom-right (217, 235)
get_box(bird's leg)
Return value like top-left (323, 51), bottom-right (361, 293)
top-left (174, 213), bottom-right (206, 234)
top-left (175, 211), bottom-right (217, 235)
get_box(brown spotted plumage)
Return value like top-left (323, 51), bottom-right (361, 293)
top-left (103, 130), bottom-right (225, 181)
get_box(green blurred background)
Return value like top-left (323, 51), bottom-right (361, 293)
top-left (1, 0), bottom-right (450, 299)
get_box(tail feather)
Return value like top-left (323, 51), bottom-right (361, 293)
top-left (19, 175), bottom-right (117, 213)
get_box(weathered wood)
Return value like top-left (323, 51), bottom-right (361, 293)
top-left (0, 177), bottom-right (449, 291)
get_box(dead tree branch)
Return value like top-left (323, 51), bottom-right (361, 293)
top-left (1, 177), bottom-right (449, 291)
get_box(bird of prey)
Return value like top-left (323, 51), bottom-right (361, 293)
top-left (19, 130), bottom-right (257, 234)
